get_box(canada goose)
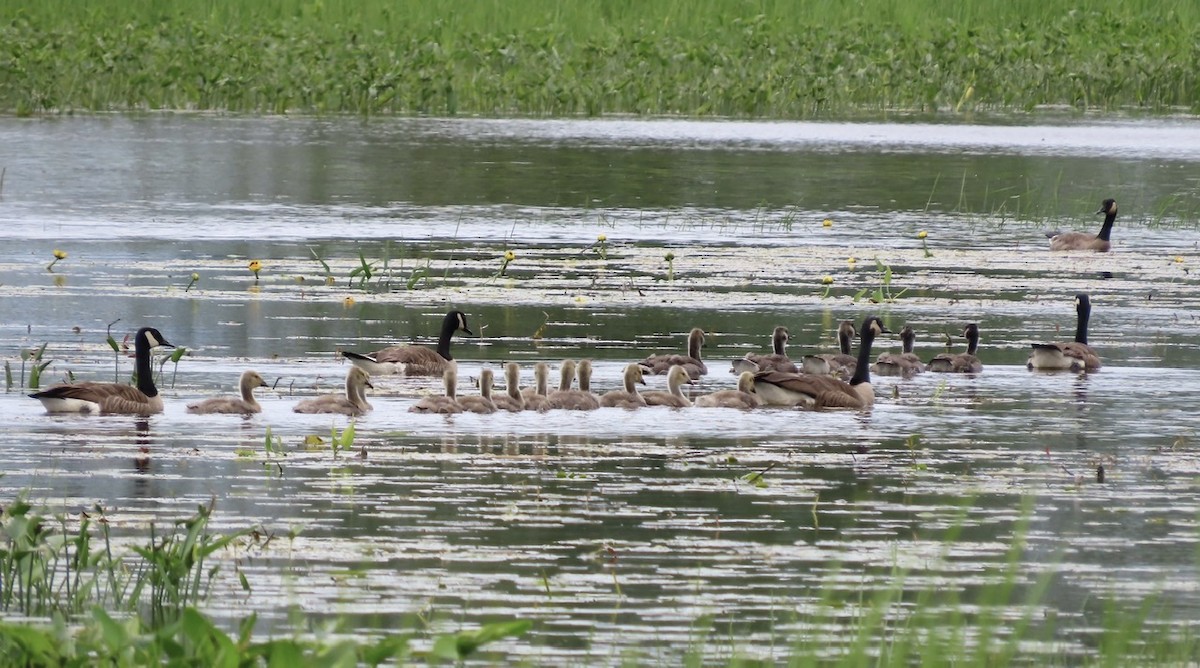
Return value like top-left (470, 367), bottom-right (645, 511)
top-left (731, 326), bottom-right (797, 374)
top-left (1046, 199), bottom-right (1118, 252)
top-left (294, 367), bottom-right (373, 416)
top-left (342, 310), bottom-right (472, 376)
top-left (409, 362), bottom-right (464, 414)
top-left (491, 363), bottom-right (525, 412)
top-left (926, 324), bottom-right (983, 374)
top-left (521, 362), bottom-right (551, 412)
top-left (642, 365), bottom-right (694, 408)
top-left (31, 327), bottom-right (174, 415)
top-left (638, 328), bottom-right (707, 379)
top-left (458, 368), bottom-right (497, 414)
top-left (871, 325), bottom-right (924, 377)
top-left (1028, 294), bottom-right (1102, 371)
top-left (754, 316), bottom-right (888, 409)
top-left (187, 370), bottom-right (269, 415)
top-left (599, 363), bottom-right (648, 408)
top-left (801, 320), bottom-right (857, 378)
top-left (693, 371), bottom-right (762, 409)
top-left (546, 359), bottom-right (601, 410)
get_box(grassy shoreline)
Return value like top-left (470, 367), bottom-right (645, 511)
top-left (1, 0), bottom-right (1197, 117)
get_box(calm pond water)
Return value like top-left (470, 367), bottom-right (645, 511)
top-left (2, 114), bottom-right (1200, 663)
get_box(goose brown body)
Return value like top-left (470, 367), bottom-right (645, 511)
top-left (755, 316), bottom-right (887, 409)
top-left (1047, 199), bottom-right (1117, 252)
top-left (600, 364), bottom-right (648, 408)
top-left (694, 371), bottom-right (761, 409)
top-left (521, 362), bottom-right (551, 412)
top-left (926, 324), bottom-right (983, 374)
top-left (1028, 294), bottom-right (1102, 371)
top-left (187, 370), bottom-right (268, 415)
top-left (545, 360), bottom-right (601, 410)
top-left (31, 327), bottom-right (174, 415)
top-left (458, 368), bottom-right (497, 414)
top-left (642, 365), bottom-right (693, 408)
top-left (410, 362), bottom-right (464, 414)
top-left (801, 320), bottom-right (857, 378)
top-left (294, 367), bottom-right (373, 416)
top-left (342, 310), bottom-right (472, 376)
top-left (872, 325), bottom-right (924, 377)
top-left (639, 328), bottom-right (707, 379)
top-left (491, 363), bottom-right (526, 412)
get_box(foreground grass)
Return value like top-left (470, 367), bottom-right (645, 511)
top-left (1, 0), bottom-right (1198, 116)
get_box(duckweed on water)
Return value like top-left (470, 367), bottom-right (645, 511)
top-left (2, 0), bottom-right (1198, 116)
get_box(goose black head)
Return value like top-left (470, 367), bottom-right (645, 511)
top-left (1095, 199), bottom-right (1117, 216)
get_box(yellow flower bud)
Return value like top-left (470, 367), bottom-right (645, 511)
top-left (917, 230), bottom-right (928, 239)
top-left (822, 219), bottom-right (832, 228)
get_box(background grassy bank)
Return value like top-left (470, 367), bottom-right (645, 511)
top-left (1, 0), bottom-right (1197, 117)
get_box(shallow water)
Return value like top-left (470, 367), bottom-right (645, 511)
top-left (2, 115), bottom-right (1200, 663)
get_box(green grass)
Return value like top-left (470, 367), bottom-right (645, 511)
top-left (1, 0), bottom-right (1197, 116)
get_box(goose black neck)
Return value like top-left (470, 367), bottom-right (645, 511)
top-left (134, 335), bottom-right (158, 397)
top-left (436, 316), bottom-right (456, 360)
top-left (1097, 212), bottom-right (1116, 242)
top-left (1075, 305), bottom-right (1090, 345)
top-left (965, 330), bottom-right (979, 356)
top-left (849, 330), bottom-right (875, 386)
top-left (901, 329), bottom-right (915, 354)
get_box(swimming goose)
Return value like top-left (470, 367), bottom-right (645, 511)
top-left (294, 367), bottom-right (373, 416)
top-left (409, 361), bottom-right (464, 414)
top-left (638, 328), bottom-right (707, 379)
top-left (521, 362), bottom-right (551, 412)
top-left (731, 326), bottom-right (797, 374)
top-left (342, 310), bottom-right (472, 376)
top-left (801, 320), bottom-right (857, 378)
top-left (458, 368), bottom-right (497, 414)
top-left (491, 363), bottom-right (525, 412)
top-left (754, 316), bottom-right (888, 409)
top-left (600, 364), bottom-right (648, 408)
top-left (926, 324), bottom-right (983, 374)
top-left (871, 325), bottom-right (924, 377)
top-left (31, 327), bottom-right (174, 415)
top-left (1046, 199), bottom-right (1117, 252)
top-left (693, 371), bottom-right (761, 409)
top-left (546, 359), bottom-right (601, 410)
top-left (1028, 294), bottom-right (1102, 371)
top-left (642, 364), bottom-right (694, 408)
top-left (187, 370), bottom-right (269, 415)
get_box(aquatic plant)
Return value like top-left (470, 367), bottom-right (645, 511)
top-left (248, 259), bottom-right (262, 282)
top-left (820, 275), bottom-right (834, 299)
top-left (45, 249), bottom-right (66, 272)
top-left (491, 249), bottom-right (516, 281)
top-left (19, 343), bottom-right (51, 389)
top-left (853, 258), bottom-right (909, 304)
top-left (918, 229), bottom-right (932, 257)
top-left (184, 272), bottom-right (200, 292)
top-left (664, 252), bottom-right (676, 282)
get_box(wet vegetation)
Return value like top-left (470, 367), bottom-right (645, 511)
top-left (2, 0), bottom-right (1199, 116)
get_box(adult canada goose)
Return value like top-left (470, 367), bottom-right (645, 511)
top-left (926, 324), bottom-right (983, 374)
top-left (871, 325), bottom-right (924, 377)
top-left (801, 320), bottom-right (857, 378)
top-left (600, 363), bottom-right (648, 408)
top-left (409, 361), bottom-right (464, 414)
top-left (731, 326), bottom-right (797, 374)
top-left (546, 360), bottom-right (600, 410)
top-left (521, 362), bottom-right (551, 412)
top-left (642, 365), bottom-right (694, 408)
top-left (491, 363), bottom-right (525, 412)
top-left (294, 367), bottom-right (373, 416)
top-left (341, 310), bottom-right (472, 376)
top-left (187, 370), bottom-right (269, 415)
top-left (638, 328), bottom-right (707, 379)
top-left (1046, 199), bottom-right (1118, 252)
top-left (1028, 294), bottom-right (1102, 371)
top-left (458, 368), bottom-right (497, 414)
top-left (693, 371), bottom-right (762, 409)
top-left (754, 316), bottom-right (888, 409)
top-left (31, 327), bottom-right (174, 415)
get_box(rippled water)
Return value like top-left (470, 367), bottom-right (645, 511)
top-left (2, 115), bottom-right (1200, 663)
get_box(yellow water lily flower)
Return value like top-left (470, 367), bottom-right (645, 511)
top-left (249, 260), bottom-right (262, 281)
top-left (47, 249), bottom-right (68, 272)
top-left (597, 234), bottom-right (607, 242)
top-left (822, 219), bottom-right (832, 228)
top-left (822, 275), bottom-right (834, 285)
top-left (917, 230), bottom-right (928, 239)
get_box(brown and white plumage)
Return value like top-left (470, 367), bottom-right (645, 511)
top-left (491, 363), bottom-right (526, 412)
top-left (754, 316), bottom-right (888, 410)
top-left (521, 362), bottom-right (551, 412)
top-left (731, 326), bottom-right (797, 374)
top-left (642, 364), bottom-right (694, 408)
top-left (546, 359), bottom-right (601, 411)
top-left (1028, 294), bottom-right (1102, 372)
top-left (31, 327), bottom-right (174, 415)
top-left (694, 371), bottom-right (762, 409)
top-left (458, 368), bottom-right (497, 414)
top-left (600, 364), bottom-right (648, 408)
top-left (187, 370), bottom-right (268, 415)
top-left (926, 324), bottom-right (983, 374)
top-left (342, 310), bottom-right (472, 376)
top-left (1046, 199), bottom-right (1117, 252)
top-left (639, 328), bottom-right (707, 379)
top-left (294, 367), bottom-right (373, 416)
top-left (409, 362), bottom-right (464, 414)
top-left (801, 320), bottom-right (857, 378)
top-left (872, 325), bottom-right (924, 377)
